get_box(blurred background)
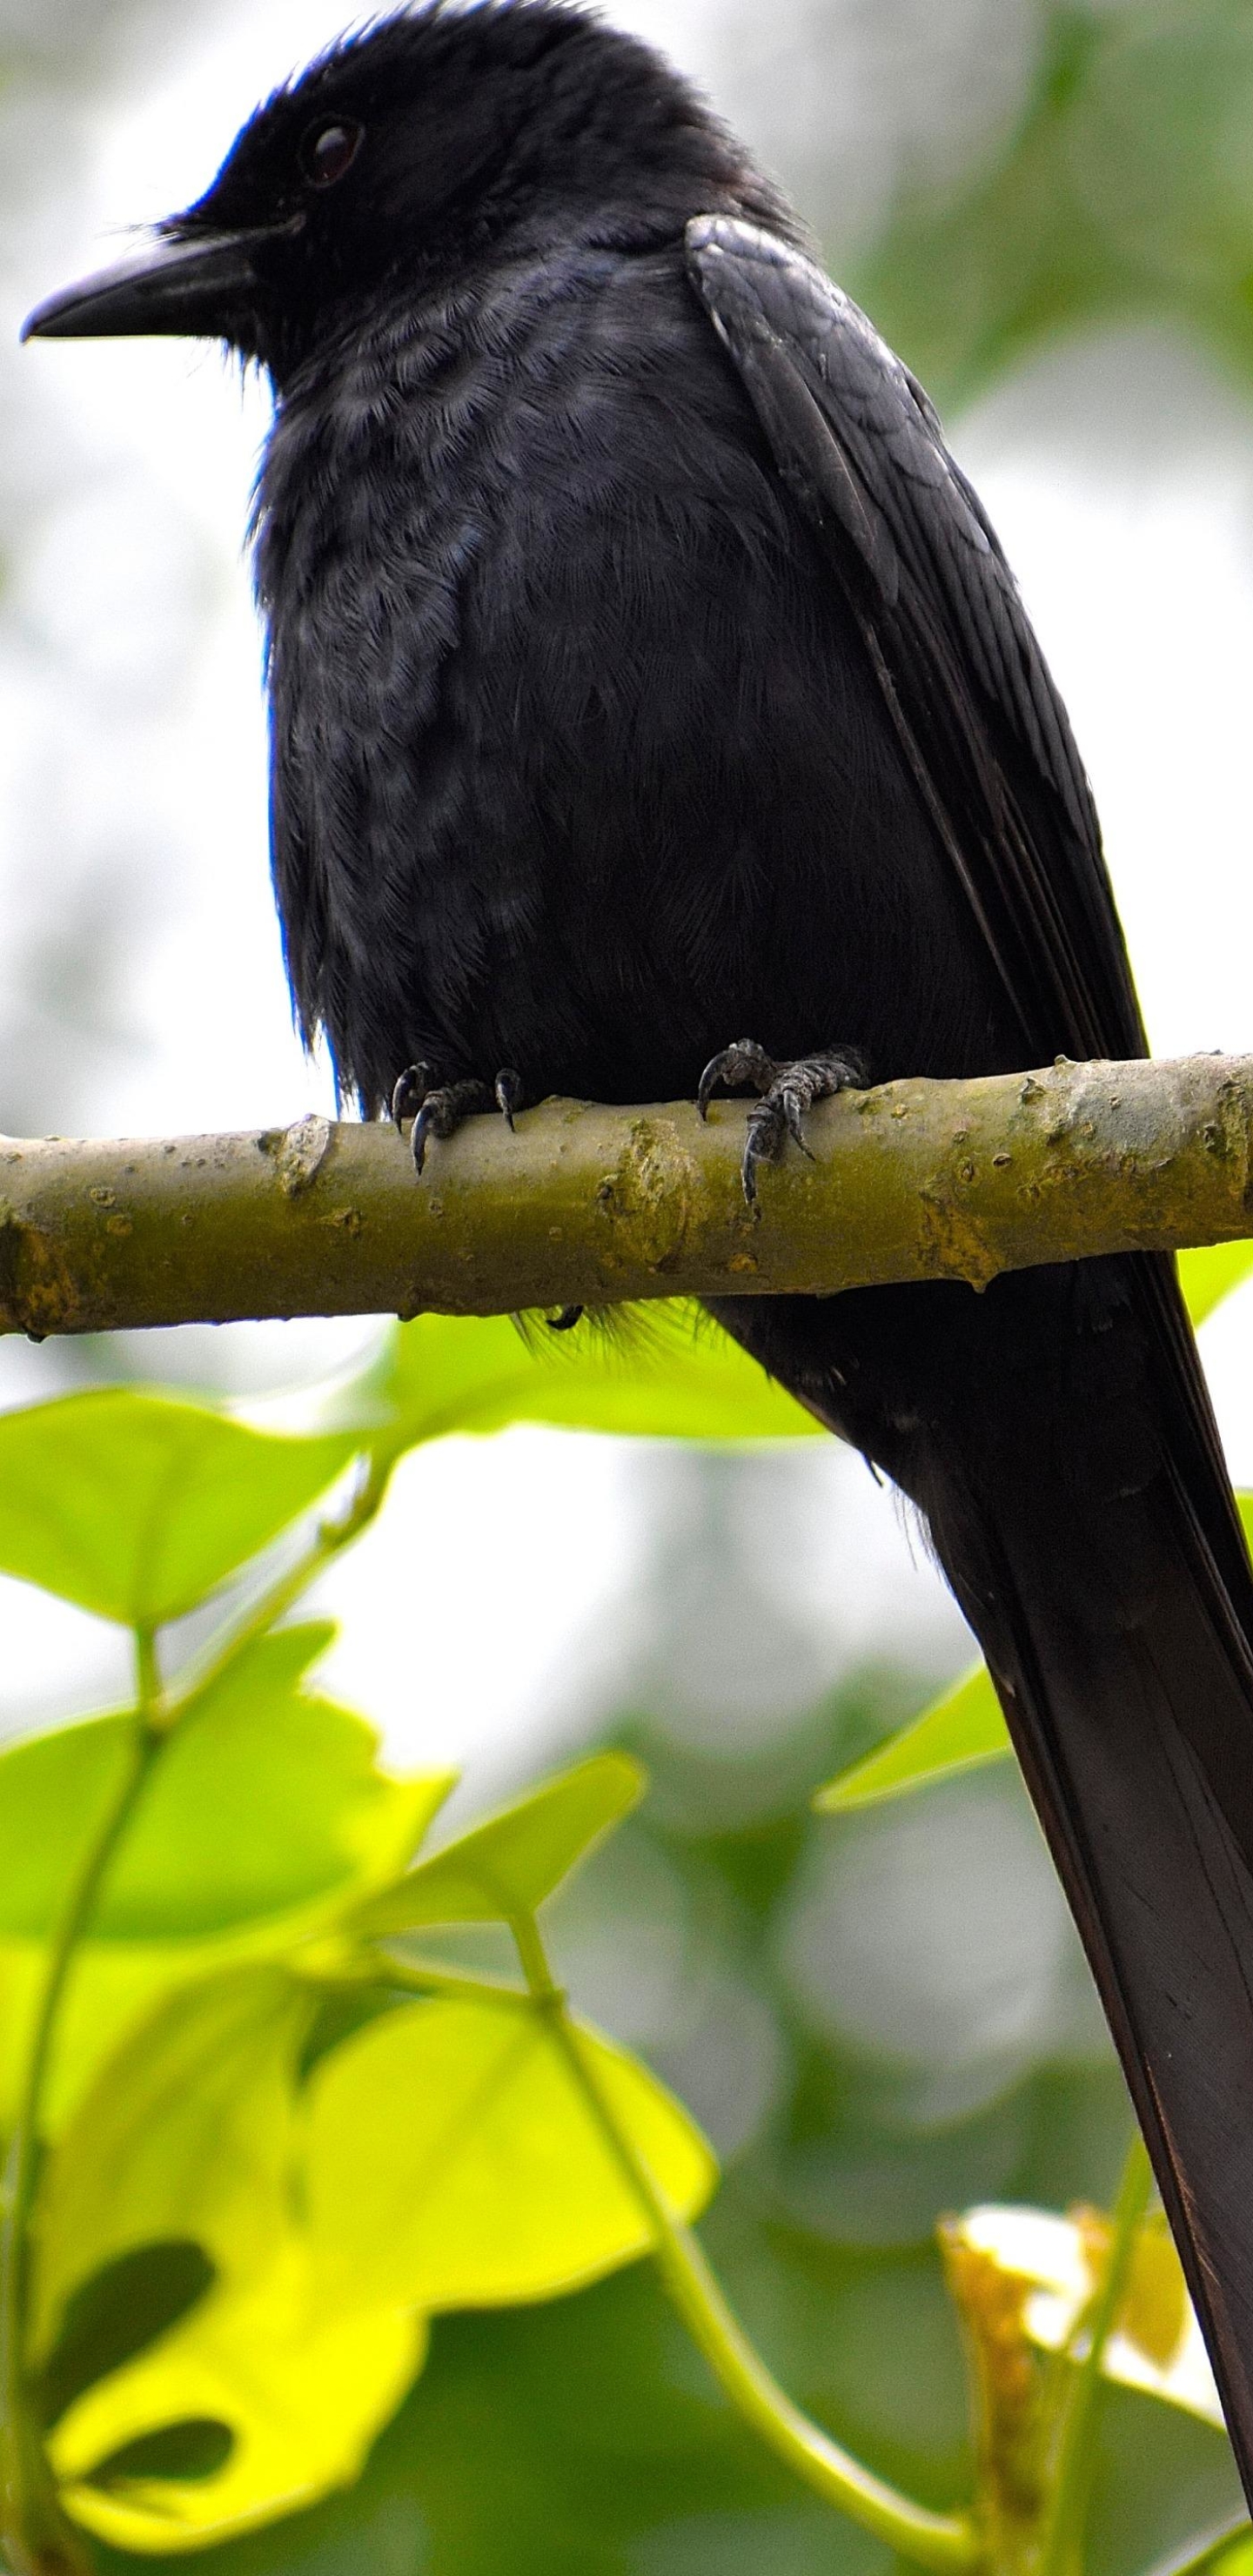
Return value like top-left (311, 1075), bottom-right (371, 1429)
top-left (4, 1), bottom-right (1253, 2568)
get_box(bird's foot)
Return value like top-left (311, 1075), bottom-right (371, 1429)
top-left (697, 1038), bottom-right (866, 1205)
top-left (391, 1063), bottom-right (523, 1177)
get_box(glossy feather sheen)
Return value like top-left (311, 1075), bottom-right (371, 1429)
top-left (234, 0), bottom-right (1253, 2494)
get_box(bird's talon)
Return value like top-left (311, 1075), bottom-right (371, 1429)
top-left (410, 1104), bottom-right (435, 1176)
top-left (394, 1069), bottom-right (522, 1178)
top-left (787, 1110), bottom-right (817, 1159)
top-left (698, 1040), bottom-right (778, 1118)
top-left (495, 1067), bottom-right (522, 1129)
top-left (548, 1305), bottom-right (584, 1332)
top-left (392, 1062), bottom-right (434, 1133)
top-left (698, 1038), bottom-right (865, 1203)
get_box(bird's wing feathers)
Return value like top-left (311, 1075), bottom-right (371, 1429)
top-left (687, 211), bottom-right (1253, 1654)
top-left (685, 213), bottom-right (1146, 1068)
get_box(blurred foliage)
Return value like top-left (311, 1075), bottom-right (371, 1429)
top-left (334, 1306), bottom-right (818, 1446)
top-left (855, 0), bottom-right (1253, 410)
top-left (2, 1262), bottom-right (1252, 2576)
top-left (0, 1365), bottom-right (717, 2560)
top-left (817, 1664), bottom-right (1009, 1817)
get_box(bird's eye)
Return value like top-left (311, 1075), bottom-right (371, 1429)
top-left (300, 119), bottom-right (364, 190)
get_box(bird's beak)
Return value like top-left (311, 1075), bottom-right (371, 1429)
top-left (20, 216), bottom-right (303, 343)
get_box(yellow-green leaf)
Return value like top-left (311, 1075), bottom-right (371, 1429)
top-left (0, 1628), bottom-right (446, 1947)
top-left (51, 2240), bottom-right (422, 2557)
top-left (41, 1980), bottom-right (714, 2550)
top-left (0, 1633), bottom-right (449, 2136)
top-left (305, 1994), bottom-right (717, 2315)
top-left (814, 1665), bottom-right (1010, 1814)
top-left (1179, 1242), bottom-right (1253, 1329)
top-left (1194, 2535), bottom-right (1253, 2576)
top-left (31, 1968), bottom-right (312, 2357)
top-left (0, 1391), bottom-right (354, 1624)
top-left (349, 1752), bottom-right (644, 1938)
top-left (1116, 2206), bottom-right (1190, 2371)
top-left (335, 1307), bottom-right (818, 1452)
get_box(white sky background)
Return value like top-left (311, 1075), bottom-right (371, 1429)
top-left (3, 0), bottom-right (1253, 1782)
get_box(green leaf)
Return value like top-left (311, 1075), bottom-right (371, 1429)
top-left (99, 1626), bottom-right (448, 1943)
top-left (0, 1713), bottom-right (136, 1943)
top-left (814, 1665), bottom-right (1011, 1814)
top-left (0, 1390), bottom-right (354, 1624)
top-left (1168, 2530), bottom-right (1253, 2576)
top-left (335, 1307), bottom-right (818, 1453)
top-left (30, 1966), bottom-right (314, 2359)
top-left (1180, 1243), bottom-right (1253, 1329)
top-left (34, 1965), bottom-right (425, 2554)
top-left (305, 1993), bottom-right (717, 2315)
top-left (0, 1630), bottom-right (449, 2135)
top-left (0, 1627), bottom-right (446, 1945)
top-left (349, 1752), bottom-right (644, 1938)
top-left (37, 1967), bottom-right (713, 2551)
top-left (50, 2240), bottom-right (423, 2557)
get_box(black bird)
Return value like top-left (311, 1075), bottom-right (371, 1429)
top-left (24, 0), bottom-right (1253, 2500)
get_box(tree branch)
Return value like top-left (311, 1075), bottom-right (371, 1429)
top-left (1, 1053), bottom-right (1250, 1338)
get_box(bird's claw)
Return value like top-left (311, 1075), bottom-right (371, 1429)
top-left (392, 1063), bottom-right (525, 1175)
top-left (697, 1039), bottom-right (777, 1122)
top-left (391, 1062), bottom-right (436, 1132)
top-left (494, 1067), bottom-right (523, 1130)
top-left (547, 1305), bottom-right (584, 1332)
top-left (697, 1039), bottom-right (866, 1205)
top-left (407, 1079), bottom-right (485, 1175)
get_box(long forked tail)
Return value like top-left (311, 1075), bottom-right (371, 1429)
top-left (900, 1260), bottom-right (1253, 2502)
top-left (713, 1255), bottom-right (1253, 2500)
top-left (955, 1495), bottom-right (1253, 2491)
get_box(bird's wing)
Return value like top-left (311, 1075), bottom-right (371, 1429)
top-left (686, 211), bottom-right (1253, 1645)
top-left (685, 213), bottom-right (1146, 1069)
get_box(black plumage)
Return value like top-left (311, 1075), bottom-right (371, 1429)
top-left (23, 0), bottom-right (1253, 2500)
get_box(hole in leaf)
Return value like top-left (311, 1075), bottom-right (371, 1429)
top-left (37, 2240), bottom-right (216, 2429)
top-left (86, 2418), bottom-right (234, 2487)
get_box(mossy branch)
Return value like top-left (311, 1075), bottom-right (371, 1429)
top-left (1, 1052), bottom-right (1251, 1338)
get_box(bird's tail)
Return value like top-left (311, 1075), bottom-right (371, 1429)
top-left (712, 1255), bottom-right (1253, 2496)
top-left (928, 1442), bottom-right (1253, 2489)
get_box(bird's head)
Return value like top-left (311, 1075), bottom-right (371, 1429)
top-left (22, 1), bottom-right (778, 380)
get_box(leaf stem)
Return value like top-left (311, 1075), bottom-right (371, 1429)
top-left (0, 1445), bottom-right (401, 2573)
top-left (345, 1955), bottom-right (536, 2014)
top-left (0, 1632), bottom-right (164, 2574)
top-left (509, 1914), bottom-right (980, 2575)
top-left (150, 1447), bottom-right (398, 1735)
top-left (1037, 2130), bottom-right (1155, 2576)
